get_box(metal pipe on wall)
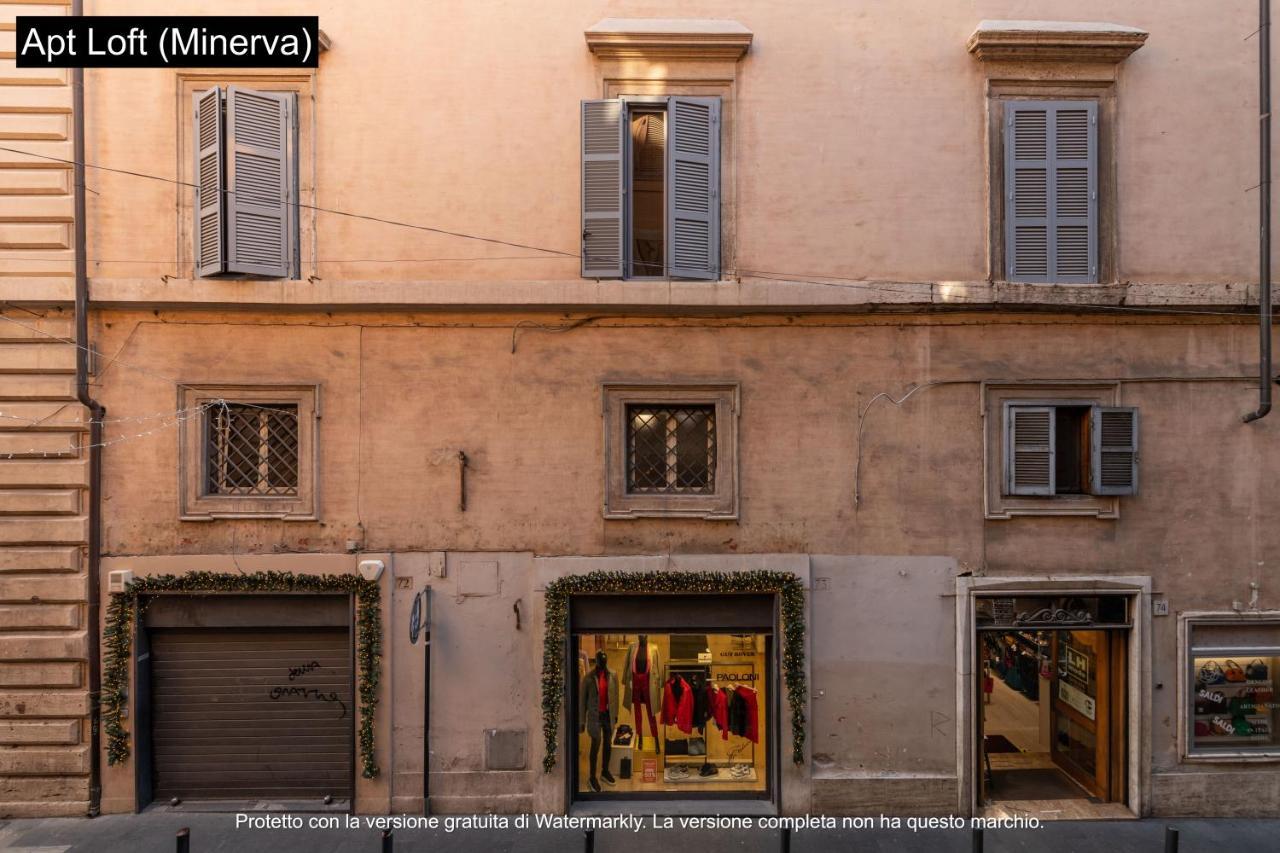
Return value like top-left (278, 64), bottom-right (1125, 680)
top-left (1246, 0), bottom-right (1274, 423)
top-left (71, 0), bottom-right (106, 817)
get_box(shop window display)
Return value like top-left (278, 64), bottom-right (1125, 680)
top-left (575, 633), bottom-right (767, 795)
top-left (1191, 653), bottom-right (1278, 753)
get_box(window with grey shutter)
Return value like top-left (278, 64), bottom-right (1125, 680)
top-left (1005, 100), bottom-right (1097, 283)
top-left (581, 99), bottom-right (625, 278)
top-left (193, 87), bottom-right (225, 277)
top-left (1005, 405), bottom-right (1055, 496)
top-left (192, 86), bottom-right (298, 279)
top-left (226, 86), bottom-right (295, 278)
top-left (1090, 406), bottom-right (1138, 495)
top-left (666, 97), bottom-right (720, 280)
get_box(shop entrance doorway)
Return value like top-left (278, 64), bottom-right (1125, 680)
top-left (975, 596), bottom-right (1132, 820)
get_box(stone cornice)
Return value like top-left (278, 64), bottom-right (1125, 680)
top-left (18, 278), bottom-right (1268, 315)
top-left (585, 18), bottom-right (752, 62)
top-left (967, 20), bottom-right (1148, 64)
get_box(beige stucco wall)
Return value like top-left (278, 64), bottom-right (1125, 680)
top-left (3, 0), bottom-right (1247, 302)
top-left (2, 0), bottom-right (1278, 820)
top-left (78, 311), bottom-right (1277, 814)
top-left (90, 311), bottom-right (1276, 573)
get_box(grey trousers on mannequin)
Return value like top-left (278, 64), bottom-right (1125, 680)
top-left (588, 711), bottom-right (613, 778)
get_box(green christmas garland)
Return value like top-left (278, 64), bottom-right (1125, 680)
top-left (102, 570), bottom-right (382, 779)
top-left (540, 570), bottom-right (807, 772)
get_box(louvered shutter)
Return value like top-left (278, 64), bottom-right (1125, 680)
top-left (666, 96), bottom-right (720, 280)
top-left (1090, 406), bottom-right (1138, 496)
top-left (581, 100), bottom-right (625, 278)
top-left (1005, 405), bottom-right (1055, 496)
top-left (1005, 100), bottom-right (1097, 283)
top-left (226, 86), bottom-right (292, 277)
top-left (193, 87), bottom-right (225, 277)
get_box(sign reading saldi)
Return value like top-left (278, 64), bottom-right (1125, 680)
top-left (16, 16), bottom-right (319, 68)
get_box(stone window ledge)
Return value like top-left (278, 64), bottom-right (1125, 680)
top-left (967, 20), bottom-right (1148, 64)
top-left (585, 18), bottom-right (752, 62)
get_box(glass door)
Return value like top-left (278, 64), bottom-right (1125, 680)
top-left (1050, 630), bottom-right (1114, 799)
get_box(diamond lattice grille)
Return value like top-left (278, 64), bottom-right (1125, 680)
top-left (626, 404), bottom-right (715, 494)
top-left (206, 403), bottom-right (299, 496)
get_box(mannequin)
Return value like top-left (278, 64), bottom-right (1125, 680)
top-left (579, 649), bottom-right (618, 792)
top-left (623, 635), bottom-right (662, 752)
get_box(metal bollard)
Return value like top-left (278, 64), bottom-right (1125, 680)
top-left (1165, 827), bottom-right (1179, 853)
top-left (584, 828), bottom-right (595, 853)
top-left (781, 825), bottom-right (791, 853)
top-left (175, 827), bottom-right (190, 853)
top-left (382, 828), bottom-right (393, 852)
top-left (972, 826), bottom-right (984, 853)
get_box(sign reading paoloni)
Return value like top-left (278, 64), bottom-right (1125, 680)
top-left (16, 16), bottom-right (319, 68)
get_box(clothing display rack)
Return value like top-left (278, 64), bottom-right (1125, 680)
top-left (983, 631), bottom-right (1047, 702)
top-left (660, 660), bottom-right (758, 783)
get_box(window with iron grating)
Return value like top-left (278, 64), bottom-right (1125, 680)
top-left (205, 403), bottom-right (300, 496)
top-left (626, 404), bottom-right (716, 494)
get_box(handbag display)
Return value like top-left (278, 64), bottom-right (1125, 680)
top-left (613, 724), bottom-right (633, 747)
top-left (1195, 689), bottom-right (1228, 715)
top-left (1246, 658), bottom-right (1271, 682)
top-left (1198, 661), bottom-right (1226, 686)
top-left (1194, 720), bottom-right (1211, 737)
top-left (1225, 660), bottom-right (1247, 683)
top-left (1232, 717), bottom-right (1255, 736)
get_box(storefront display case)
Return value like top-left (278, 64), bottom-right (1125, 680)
top-left (573, 631), bottom-right (769, 797)
top-left (1186, 620), bottom-right (1280, 756)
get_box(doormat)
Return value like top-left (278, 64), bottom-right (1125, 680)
top-left (989, 768), bottom-right (1090, 801)
top-left (983, 735), bottom-right (1020, 754)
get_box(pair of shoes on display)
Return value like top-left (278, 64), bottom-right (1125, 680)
top-left (729, 764), bottom-right (751, 779)
top-left (665, 765), bottom-right (691, 781)
top-left (601, 769), bottom-right (615, 784)
top-left (698, 763), bottom-right (719, 777)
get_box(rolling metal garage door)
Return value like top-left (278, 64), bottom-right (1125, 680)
top-left (150, 623), bottom-right (353, 801)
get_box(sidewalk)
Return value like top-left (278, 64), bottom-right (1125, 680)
top-left (1, 813), bottom-right (1278, 853)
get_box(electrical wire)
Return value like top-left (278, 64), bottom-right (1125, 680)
top-left (0, 145), bottom-right (575, 259)
top-left (0, 144), bottom-right (1270, 320)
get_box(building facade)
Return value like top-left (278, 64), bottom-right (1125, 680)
top-left (0, 0), bottom-right (1277, 821)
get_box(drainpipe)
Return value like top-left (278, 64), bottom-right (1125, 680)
top-left (71, 0), bottom-right (105, 817)
top-left (1246, 0), bottom-right (1274, 423)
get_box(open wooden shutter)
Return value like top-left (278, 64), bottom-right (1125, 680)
top-left (1005, 405), bottom-right (1055, 496)
top-left (1090, 406), bottom-right (1138, 495)
top-left (193, 87), bottom-right (225, 277)
top-left (666, 96), bottom-right (720, 280)
top-left (1005, 100), bottom-right (1097, 283)
top-left (226, 86), bottom-right (292, 277)
top-left (581, 100), bottom-right (624, 278)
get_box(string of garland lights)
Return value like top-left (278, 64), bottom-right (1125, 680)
top-left (0, 398), bottom-right (306, 460)
top-left (539, 570), bottom-right (807, 772)
top-left (102, 571), bottom-right (383, 779)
